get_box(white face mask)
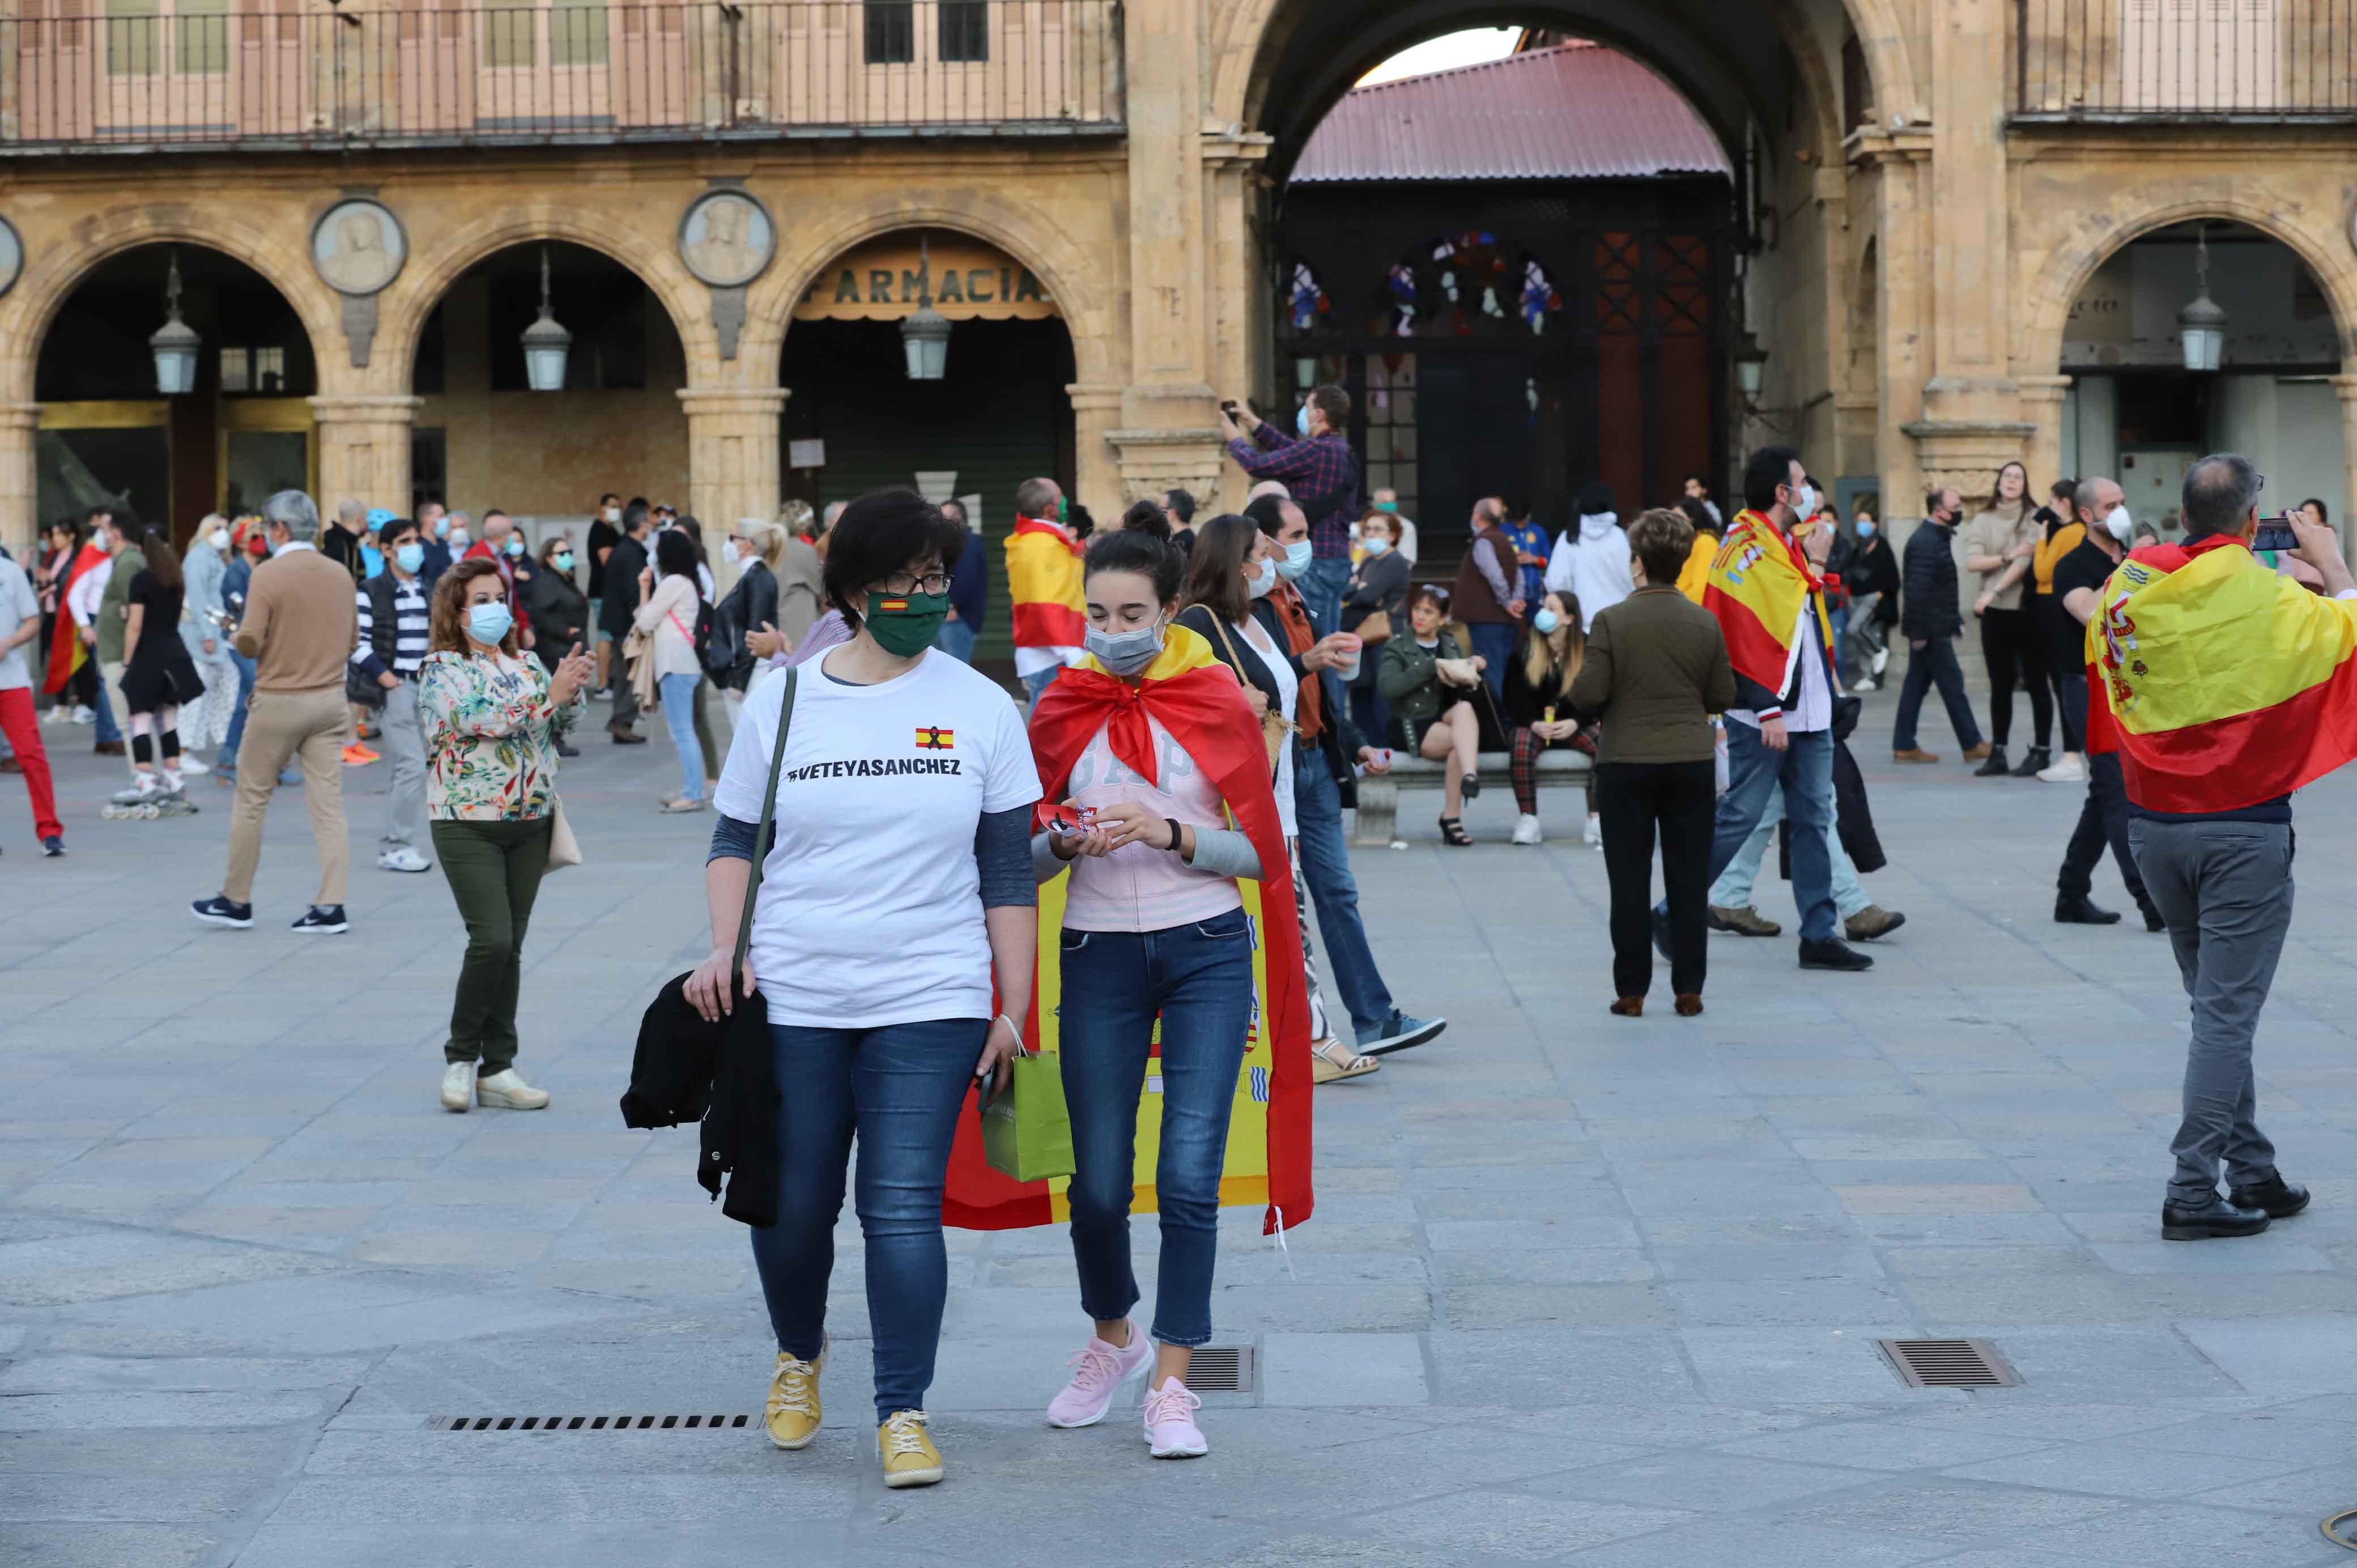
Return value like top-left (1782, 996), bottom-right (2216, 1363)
top-left (2103, 504), bottom-right (2135, 543)
top-left (603, 507), bottom-right (622, 525)
top-left (1788, 484), bottom-right (1817, 521)
top-left (1246, 557), bottom-right (1278, 600)
top-left (208, 529), bottom-right (229, 552)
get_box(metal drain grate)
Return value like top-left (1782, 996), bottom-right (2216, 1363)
top-left (1876, 1338), bottom-right (2021, 1390)
top-left (1181, 1344), bottom-right (1255, 1393)
top-left (431, 1414), bottom-right (754, 1432)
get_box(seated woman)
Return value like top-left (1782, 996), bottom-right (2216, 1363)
top-left (1342, 506), bottom-right (1410, 744)
top-left (1376, 585), bottom-right (1484, 846)
top-left (1501, 589), bottom-right (1596, 848)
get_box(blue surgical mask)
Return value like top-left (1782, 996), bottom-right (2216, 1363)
top-left (1295, 404), bottom-right (1312, 437)
top-left (1277, 538), bottom-right (1313, 580)
top-left (395, 542), bottom-right (425, 574)
top-left (1246, 558), bottom-right (1278, 600)
top-left (1533, 608), bottom-right (1562, 635)
top-left (466, 603), bottom-right (513, 646)
top-left (433, 517), bottom-right (449, 538)
top-left (554, 551), bottom-right (575, 573)
top-left (504, 536), bottom-right (525, 558)
top-left (1856, 521), bottom-right (1877, 539)
top-left (1364, 538), bottom-right (1392, 556)
top-left (1084, 620), bottom-right (1166, 678)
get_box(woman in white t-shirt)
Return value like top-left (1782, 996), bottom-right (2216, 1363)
top-left (1026, 527), bottom-right (1306, 1462)
top-left (684, 489), bottom-right (1040, 1492)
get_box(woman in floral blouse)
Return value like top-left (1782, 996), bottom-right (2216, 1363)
top-left (419, 559), bottom-right (594, 1115)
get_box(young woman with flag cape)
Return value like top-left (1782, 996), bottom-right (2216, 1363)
top-left (948, 526), bottom-right (1312, 1459)
top-left (41, 533), bottom-right (109, 701)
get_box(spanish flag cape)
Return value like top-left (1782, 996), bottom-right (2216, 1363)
top-left (941, 624), bottom-right (1314, 1236)
top-left (1700, 509), bottom-right (1834, 696)
top-left (41, 543), bottom-right (109, 696)
top-left (1002, 514), bottom-right (1086, 653)
top-left (2084, 531), bottom-right (2357, 811)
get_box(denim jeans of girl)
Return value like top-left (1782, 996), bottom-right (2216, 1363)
top-left (748, 1017), bottom-right (985, 1420)
top-left (1057, 908), bottom-right (1255, 1348)
top-left (657, 671), bottom-right (703, 800)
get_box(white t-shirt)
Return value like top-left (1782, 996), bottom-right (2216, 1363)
top-left (712, 647), bottom-right (1040, 1027)
top-left (0, 556), bottom-right (37, 692)
top-left (1236, 615), bottom-right (1299, 838)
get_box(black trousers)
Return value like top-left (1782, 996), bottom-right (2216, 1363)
top-left (1980, 606), bottom-right (2052, 749)
top-left (1597, 759), bottom-right (1716, 999)
top-left (2038, 596), bottom-right (2084, 751)
top-left (2057, 750), bottom-right (2152, 914)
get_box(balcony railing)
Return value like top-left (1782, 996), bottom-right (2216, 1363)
top-left (0, 0), bottom-right (1123, 152)
top-left (2016, 0), bottom-right (2357, 117)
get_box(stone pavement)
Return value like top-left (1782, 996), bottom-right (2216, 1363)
top-left (7, 692), bottom-right (2357, 1568)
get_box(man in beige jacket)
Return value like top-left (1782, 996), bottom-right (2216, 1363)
top-left (192, 490), bottom-right (358, 934)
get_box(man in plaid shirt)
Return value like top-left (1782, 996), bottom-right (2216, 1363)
top-left (1222, 385), bottom-right (1362, 716)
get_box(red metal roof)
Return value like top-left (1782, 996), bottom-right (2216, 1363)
top-left (1292, 42), bottom-right (1729, 184)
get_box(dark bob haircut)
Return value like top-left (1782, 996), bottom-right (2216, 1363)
top-left (1179, 514), bottom-right (1261, 627)
top-left (1085, 527), bottom-right (1184, 606)
top-left (654, 526), bottom-right (700, 581)
top-left (822, 487), bottom-right (967, 625)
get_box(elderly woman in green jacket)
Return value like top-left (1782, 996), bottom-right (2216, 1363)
top-left (1376, 584), bottom-right (1485, 846)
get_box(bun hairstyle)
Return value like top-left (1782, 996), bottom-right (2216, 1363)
top-left (1084, 527), bottom-right (1183, 607)
top-left (1118, 498), bottom-right (1173, 540)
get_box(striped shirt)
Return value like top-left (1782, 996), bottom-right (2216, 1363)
top-left (352, 575), bottom-right (431, 681)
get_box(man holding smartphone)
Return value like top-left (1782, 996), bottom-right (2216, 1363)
top-left (2090, 454), bottom-right (2357, 1241)
top-left (2049, 475), bottom-right (2159, 931)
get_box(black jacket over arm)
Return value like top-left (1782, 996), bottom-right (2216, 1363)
top-left (600, 535), bottom-right (649, 640)
top-left (1900, 522), bottom-right (1963, 639)
top-left (621, 973), bottom-right (780, 1228)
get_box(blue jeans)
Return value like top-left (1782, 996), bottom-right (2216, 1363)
top-left (1892, 634), bottom-right (1984, 752)
top-left (748, 1017), bottom-right (986, 1420)
top-left (1707, 764), bottom-right (1870, 919)
top-left (658, 672), bottom-right (703, 800)
top-left (1059, 909), bottom-right (1256, 1348)
top-left (1665, 721), bottom-right (1837, 942)
top-left (1467, 622), bottom-right (1516, 700)
top-left (216, 649), bottom-right (257, 769)
top-left (93, 676), bottom-right (121, 744)
top-left (1022, 665), bottom-right (1061, 706)
top-left (933, 620), bottom-right (978, 664)
top-left (1299, 556), bottom-right (1352, 722)
top-left (1292, 755), bottom-right (1394, 1035)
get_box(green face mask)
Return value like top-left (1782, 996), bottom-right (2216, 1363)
top-left (863, 590), bottom-right (950, 658)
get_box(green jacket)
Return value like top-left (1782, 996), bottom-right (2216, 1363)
top-left (96, 546), bottom-right (145, 666)
top-left (1377, 628), bottom-right (1463, 730)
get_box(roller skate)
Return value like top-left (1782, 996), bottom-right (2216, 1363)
top-left (152, 781), bottom-right (199, 820)
top-left (101, 773), bottom-right (161, 820)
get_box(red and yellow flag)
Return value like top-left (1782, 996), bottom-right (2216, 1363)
top-left (942, 625), bottom-right (1314, 1237)
top-left (2086, 533), bottom-right (2357, 811)
top-left (1700, 509), bottom-right (1833, 698)
top-left (40, 544), bottom-right (108, 696)
top-left (1003, 515), bottom-right (1086, 652)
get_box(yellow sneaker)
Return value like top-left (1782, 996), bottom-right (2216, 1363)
top-left (764, 1337), bottom-right (827, 1450)
top-left (878, 1409), bottom-right (943, 1488)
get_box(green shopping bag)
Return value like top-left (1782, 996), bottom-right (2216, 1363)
top-left (981, 1048), bottom-right (1075, 1182)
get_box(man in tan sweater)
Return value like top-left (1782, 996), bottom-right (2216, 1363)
top-left (193, 490), bottom-right (358, 934)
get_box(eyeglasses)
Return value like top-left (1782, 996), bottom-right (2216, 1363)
top-left (882, 572), bottom-right (952, 597)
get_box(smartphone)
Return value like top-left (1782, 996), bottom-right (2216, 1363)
top-left (1219, 399), bottom-right (1240, 416)
top-left (2254, 511), bottom-right (2300, 553)
top-left (974, 1067), bottom-right (997, 1109)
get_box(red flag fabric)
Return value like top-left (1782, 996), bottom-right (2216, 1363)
top-left (41, 544), bottom-right (108, 696)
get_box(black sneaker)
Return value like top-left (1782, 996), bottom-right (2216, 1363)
top-left (2162, 1192), bottom-right (2271, 1240)
top-left (1798, 938), bottom-right (1873, 972)
top-left (291, 905), bottom-right (349, 935)
top-left (192, 894), bottom-right (254, 930)
top-left (2227, 1173), bottom-right (2311, 1220)
top-left (2055, 894), bottom-right (2122, 926)
top-left (1973, 745), bottom-right (2012, 777)
top-left (2142, 905), bottom-right (2168, 934)
top-left (41, 836), bottom-right (63, 857)
top-left (2010, 745), bottom-right (2052, 779)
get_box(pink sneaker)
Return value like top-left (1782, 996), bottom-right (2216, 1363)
top-left (1046, 1324), bottom-right (1152, 1428)
top-left (1142, 1375), bottom-right (1206, 1458)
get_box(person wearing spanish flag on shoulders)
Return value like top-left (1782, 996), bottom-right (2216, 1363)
top-left (1022, 527), bottom-right (1313, 1461)
top-left (1003, 475), bottom-right (1087, 706)
top-left (1665, 446), bottom-right (1874, 973)
top-left (2088, 454), bottom-right (2357, 1243)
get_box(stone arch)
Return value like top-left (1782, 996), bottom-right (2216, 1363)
top-left (741, 194), bottom-right (1116, 390)
top-left (376, 201), bottom-right (714, 391)
top-left (0, 202), bottom-right (343, 403)
top-left (2016, 190), bottom-right (2357, 378)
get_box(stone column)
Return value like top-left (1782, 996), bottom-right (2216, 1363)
top-left (309, 394), bottom-right (422, 515)
top-left (2018, 374), bottom-right (2073, 497)
top-left (0, 404), bottom-right (39, 557)
top-left (1066, 383), bottom-right (1124, 508)
top-left (1855, 131), bottom-right (1931, 538)
top-left (2335, 374), bottom-right (2357, 570)
top-left (678, 387), bottom-right (785, 566)
top-left (1117, 0), bottom-right (1215, 439)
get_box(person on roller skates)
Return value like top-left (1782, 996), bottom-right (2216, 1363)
top-left (109, 524), bottom-right (207, 823)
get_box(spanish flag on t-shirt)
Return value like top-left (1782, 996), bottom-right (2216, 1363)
top-left (2086, 532), bottom-right (2357, 812)
top-left (1003, 514), bottom-right (1086, 653)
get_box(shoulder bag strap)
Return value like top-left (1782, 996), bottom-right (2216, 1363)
top-left (730, 666), bottom-right (798, 988)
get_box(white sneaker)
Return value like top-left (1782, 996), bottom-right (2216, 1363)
top-left (440, 1061), bottom-right (475, 1113)
top-left (378, 846), bottom-right (431, 874)
top-left (71, 705), bottom-right (94, 725)
top-left (475, 1068), bottom-right (550, 1110)
top-left (1511, 813), bottom-right (1543, 846)
top-left (1582, 812), bottom-right (1603, 848)
top-left (177, 755), bottom-right (211, 776)
top-left (1870, 646), bottom-right (1890, 677)
top-left (1852, 677), bottom-right (1877, 692)
top-left (2037, 752), bottom-right (2088, 784)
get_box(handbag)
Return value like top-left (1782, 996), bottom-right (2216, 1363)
top-left (546, 795), bottom-right (581, 871)
top-left (1205, 613), bottom-right (1292, 773)
top-left (1352, 607), bottom-right (1394, 647)
top-left (980, 1046), bottom-right (1075, 1182)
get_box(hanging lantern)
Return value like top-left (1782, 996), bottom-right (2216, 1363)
top-left (1733, 327), bottom-right (1768, 400)
top-left (2178, 223), bottom-right (2227, 374)
top-left (520, 245), bottom-right (572, 392)
top-left (899, 234), bottom-right (952, 381)
top-left (148, 249), bottom-right (201, 397)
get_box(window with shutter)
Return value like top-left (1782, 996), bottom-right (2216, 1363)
top-left (104, 0), bottom-right (158, 76)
